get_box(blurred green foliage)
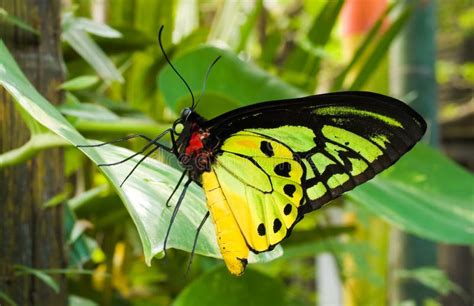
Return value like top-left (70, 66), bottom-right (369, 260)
top-left (1, 1), bottom-right (473, 306)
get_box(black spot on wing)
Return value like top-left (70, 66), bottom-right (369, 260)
top-left (260, 141), bottom-right (274, 157)
top-left (274, 162), bottom-right (291, 177)
top-left (283, 184), bottom-right (296, 197)
top-left (284, 203), bottom-right (292, 215)
top-left (273, 218), bottom-right (282, 233)
top-left (257, 223), bottom-right (266, 236)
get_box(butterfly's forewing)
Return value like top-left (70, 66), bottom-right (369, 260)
top-left (200, 91), bottom-right (426, 274)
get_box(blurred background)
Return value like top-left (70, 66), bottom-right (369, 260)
top-left (0, 0), bottom-right (473, 305)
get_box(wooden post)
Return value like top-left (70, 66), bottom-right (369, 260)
top-left (0, 1), bottom-right (67, 305)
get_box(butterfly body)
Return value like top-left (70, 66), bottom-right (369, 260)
top-left (172, 91), bottom-right (426, 275)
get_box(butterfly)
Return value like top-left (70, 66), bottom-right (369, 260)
top-left (170, 90), bottom-right (426, 275)
top-left (79, 26), bottom-right (426, 276)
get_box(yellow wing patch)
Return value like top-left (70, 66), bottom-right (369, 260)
top-left (202, 125), bottom-right (403, 274)
top-left (202, 170), bottom-right (249, 276)
top-left (202, 131), bottom-right (304, 274)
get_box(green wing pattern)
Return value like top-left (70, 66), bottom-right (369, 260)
top-left (246, 103), bottom-right (422, 213)
top-left (203, 92), bottom-right (426, 256)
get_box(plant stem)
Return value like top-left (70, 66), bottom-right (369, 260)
top-left (67, 184), bottom-right (109, 211)
top-left (73, 118), bottom-right (170, 135)
top-left (0, 133), bottom-right (70, 168)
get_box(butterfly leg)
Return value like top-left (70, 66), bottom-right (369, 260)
top-left (163, 178), bottom-right (192, 256)
top-left (84, 129), bottom-right (175, 186)
top-left (186, 211), bottom-right (210, 275)
top-left (97, 129), bottom-right (174, 167)
top-left (119, 146), bottom-right (160, 187)
top-left (165, 170), bottom-right (187, 207)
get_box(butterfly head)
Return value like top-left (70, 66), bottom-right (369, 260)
top-left (173, 108), bottom-right (211, 170)
top-left (180, 107), bottom-right (193, 122)
top-left (173, 108), bottom-right (204, 135)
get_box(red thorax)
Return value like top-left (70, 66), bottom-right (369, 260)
top-left (185, 130), bottom-right (209, 156)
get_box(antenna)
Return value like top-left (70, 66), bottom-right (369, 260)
top-left (194, 55), bottom-right (222, 110)
top-left (158, 25), bottom-right (195, 108)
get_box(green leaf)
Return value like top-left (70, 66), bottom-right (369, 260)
top-left (64, 15), bottom-right (122, 38)
top-left (0, 41), bottom-right (280, 266)
top-left (0, 7), bottom-right (39, 35)
top-left (43, 189), bottom-right (70, 208)
top-left (0, 291), bottom-right (18, 306)
top-left (14, 265), bottom-right (60, 293)
top-left (236, 0), bottom-right (263, 52)
top-left (173, 267), bottom-right (288, 306)
top-left (62, 27), bottom-right (156, 61)
top-left (59, 102), bottom-right (120, 121)
top-left (65, 205), bottom-right (93, 266)
top-left (59, 75), bottom-right (99, 91)
top-left (159, 45), bottom-right (304, 118)
top-left (69, 295), bottom-right (99, 306)
top-left (396, 301), bottom-right (416, 306)
top-left (348, 143), bottom-right (474, 245)
top-left (307, 0), bottom-right (344, 47)
top-left (296, 0), bottom-right (344, 91)
top-left (423, 298), bottom-right (443, 306)
top-left (62, 14), bottom-right (123, 82)
top-left (396, 267), bottom-right (465, 296)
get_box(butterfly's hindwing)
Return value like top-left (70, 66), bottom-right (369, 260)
top-left (202, 131), bottom-right (304, 259)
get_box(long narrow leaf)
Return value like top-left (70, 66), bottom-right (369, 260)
top-left (0, 8), bottom-right (39, 35)
top-left (0, 291), bottom-right (18, 306)
top-left (304, 0), bottom-right (344, 90)
top-left (62, 14), bottom-right (123, 82)
top-left (307, 0), bottom-right (344, 46)
top-left (14, 265), bottom-right (60, 293)
top-left (236, 0), bottom-right (264, 52)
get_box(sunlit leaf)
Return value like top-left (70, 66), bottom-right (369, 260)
top-left (69, 295), bottom-right (99, 306)
top-left (59, 102), bottom-right (120, 121)
top-left (63, 15), bottom-right (122, 38)
top-left (62, 14), bottom-right (123, 82)
top-left (59, 75), bottom-right (99, 91)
